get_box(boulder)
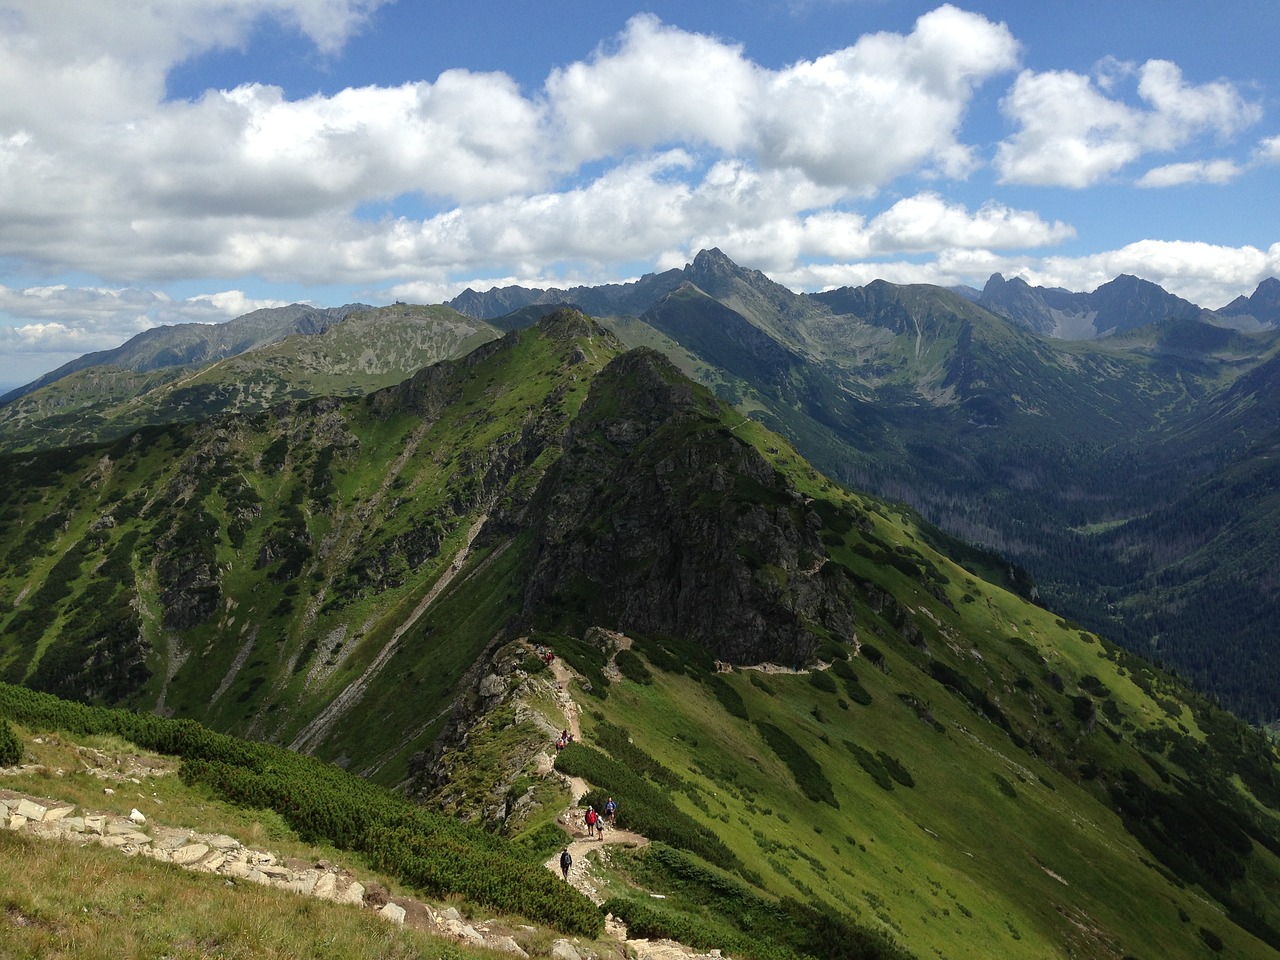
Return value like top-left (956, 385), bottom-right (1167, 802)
top-left (379, 902), bottom-right (407, 925)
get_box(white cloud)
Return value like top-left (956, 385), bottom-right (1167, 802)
top-left (0, 3), bottom-right (1276, 381)
top-left (862, 194), bottom-right (1073, 252)
top-left (1137, 159), bottom-right (1244, 188)
top-left (755, 5), bottom-right (1018, 187)
top-left (1253, 135), bottom-right (1280, 165)
top-left (1026, 240), bottom-right (1280, 307)
top-left (547, 15), bottom-right (763, 160)
top-left (997, 60), bottom-right (1261, 186)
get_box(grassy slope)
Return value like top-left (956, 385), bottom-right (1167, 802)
top-left (543, 418), bottom-right (1280, 960)
top-left (0, 316), bottom-right (617, 785)
top-left (0, 727), bottom-right (515, 960)
top-left (0, 305), bottom-right (499, 455)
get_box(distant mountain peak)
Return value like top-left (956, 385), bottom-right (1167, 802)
top-left (1218, 277), bottom-right (1280, 328)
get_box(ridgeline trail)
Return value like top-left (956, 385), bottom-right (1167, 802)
top-left (537, 651), bottom-right (725, 960)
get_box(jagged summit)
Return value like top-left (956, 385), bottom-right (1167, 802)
top-left (523, 347), bottom-right (853, 666)
top-left (1219, 276), bottom-right (1280, 327)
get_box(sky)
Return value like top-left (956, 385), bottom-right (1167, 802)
top-left (2, 1), bottom-right (1279, 387)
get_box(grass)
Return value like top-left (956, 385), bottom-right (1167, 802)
top-left (0, 829), bottom-right (498, 960)
top-left (0, 723), bottom-right (611, 957)
top-left (570, 539), bottom-right (1279, 960)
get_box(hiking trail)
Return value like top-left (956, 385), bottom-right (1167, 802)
top-left (538, 652), bottom-right (725, 960)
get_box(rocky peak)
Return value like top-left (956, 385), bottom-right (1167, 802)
top-left (1219, 277), bottom-right (1280, 326)
top-left (534, 307), bottom-right (598, 342)
top-left (522, 349), bottom-right (856, 665)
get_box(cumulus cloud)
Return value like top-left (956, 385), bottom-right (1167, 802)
top-left (756, 5), bottom-right (1018, 186)
top-left (0, 2), bottom-right (1276, 380)
top-left (547, 6), bottom-right (1018, 189)
top-left (1257, 135), bottom-right (1280, 164)
top-left (996, 59), bottom-right (1261, 186)
top-left (0, 4), bottom-right (1026, 286)
top-left (1137, 159), bottom-right (1244, 188)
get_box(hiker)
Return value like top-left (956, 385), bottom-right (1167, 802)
top-left (585, 805), bottom-right (597, 837)
top-left (559, 847), bottom-right (572, 880)
top-left (604, 796), bottom-right (617, 826)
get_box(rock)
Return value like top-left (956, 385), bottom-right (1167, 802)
top-left (479, 673), bottom-right (507, 698)
top-left (551, 940), bottom-right (583, 960)
top-left (8, 815), bottom-right (27, 830)
top-left (129, 808), bottom-right (146, 825)
top-left (379, 902), bottom-right (407, 925)
top-left (313, 872), bottom-right (338, 900)
top-left (489, 935), bottom-right (529, 957)
top-left (83, 815), bottom-right (106, 835)
top-left (284, 872), bottom-right (319, 896)
top-left (170, 843), bottom-right (210, 866)
top-left (43, 805), bottom-right (75, 822)
top-left (338, 880), bottom-right (365, 905)
top-left (103, 788), bottom-right (114, 796)
top-left (15, 799), bottom-right (48, 821)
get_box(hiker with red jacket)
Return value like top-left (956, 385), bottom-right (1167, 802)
top-left (585, 805), bottom-right (598, 837)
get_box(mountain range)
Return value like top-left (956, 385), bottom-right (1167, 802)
top-left (3, 310), bottom-right (1280, 958)
top-left (3, 251), bottom-right (1280, 729)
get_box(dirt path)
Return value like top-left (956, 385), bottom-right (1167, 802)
top-left (538, 652), bottom-right (727, 960)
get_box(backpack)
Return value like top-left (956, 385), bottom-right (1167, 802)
top-left (560, 850), bottom-right (572, 869)
top-left (586, 809), bottom-right (597, 825)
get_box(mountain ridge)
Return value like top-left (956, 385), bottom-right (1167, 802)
top-left (4, 310), bottom-right (1280, 957)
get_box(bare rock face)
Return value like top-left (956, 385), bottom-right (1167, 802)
top-left (521, 349), bottom-right (857, 667)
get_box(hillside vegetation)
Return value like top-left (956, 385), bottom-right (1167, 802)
top-left (2, 308), bottom-right (1280, 958)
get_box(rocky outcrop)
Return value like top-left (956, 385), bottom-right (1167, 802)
top-left (521, 349), bottom-right (858, 666)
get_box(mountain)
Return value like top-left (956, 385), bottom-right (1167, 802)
top-left (3, 313), bottom-right (1280, 958)
top-left (449, 266), bottom-right (687, 321)
top-left (7, 250), bottom-right (1280, 722)
top-left (0, 303), bottom-right (368, 405)
top-left (441, 254), bottom-right (1280, 721)
top-left (976, 272), bottom-right (1212, 339)
top-left (1218, 277), bottom-right (1280, 329)
top-left (0, 303), bottom-right (497, 453)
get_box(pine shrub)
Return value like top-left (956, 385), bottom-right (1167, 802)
top-left (0, 718), bottom-right (22, 766)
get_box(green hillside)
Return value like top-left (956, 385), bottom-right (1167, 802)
top-left (2, 307), bottom-right (1280, 958)
top-left (0, 304), bottom-right (497, 454)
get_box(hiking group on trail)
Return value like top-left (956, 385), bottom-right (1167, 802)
top-left (554, 728), bottom-right (575, 753)
top-left (583, 796), bottom-right (619, 839)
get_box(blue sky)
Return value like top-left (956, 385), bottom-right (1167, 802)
top-left (2, 0), bottom-right (1278, 386)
